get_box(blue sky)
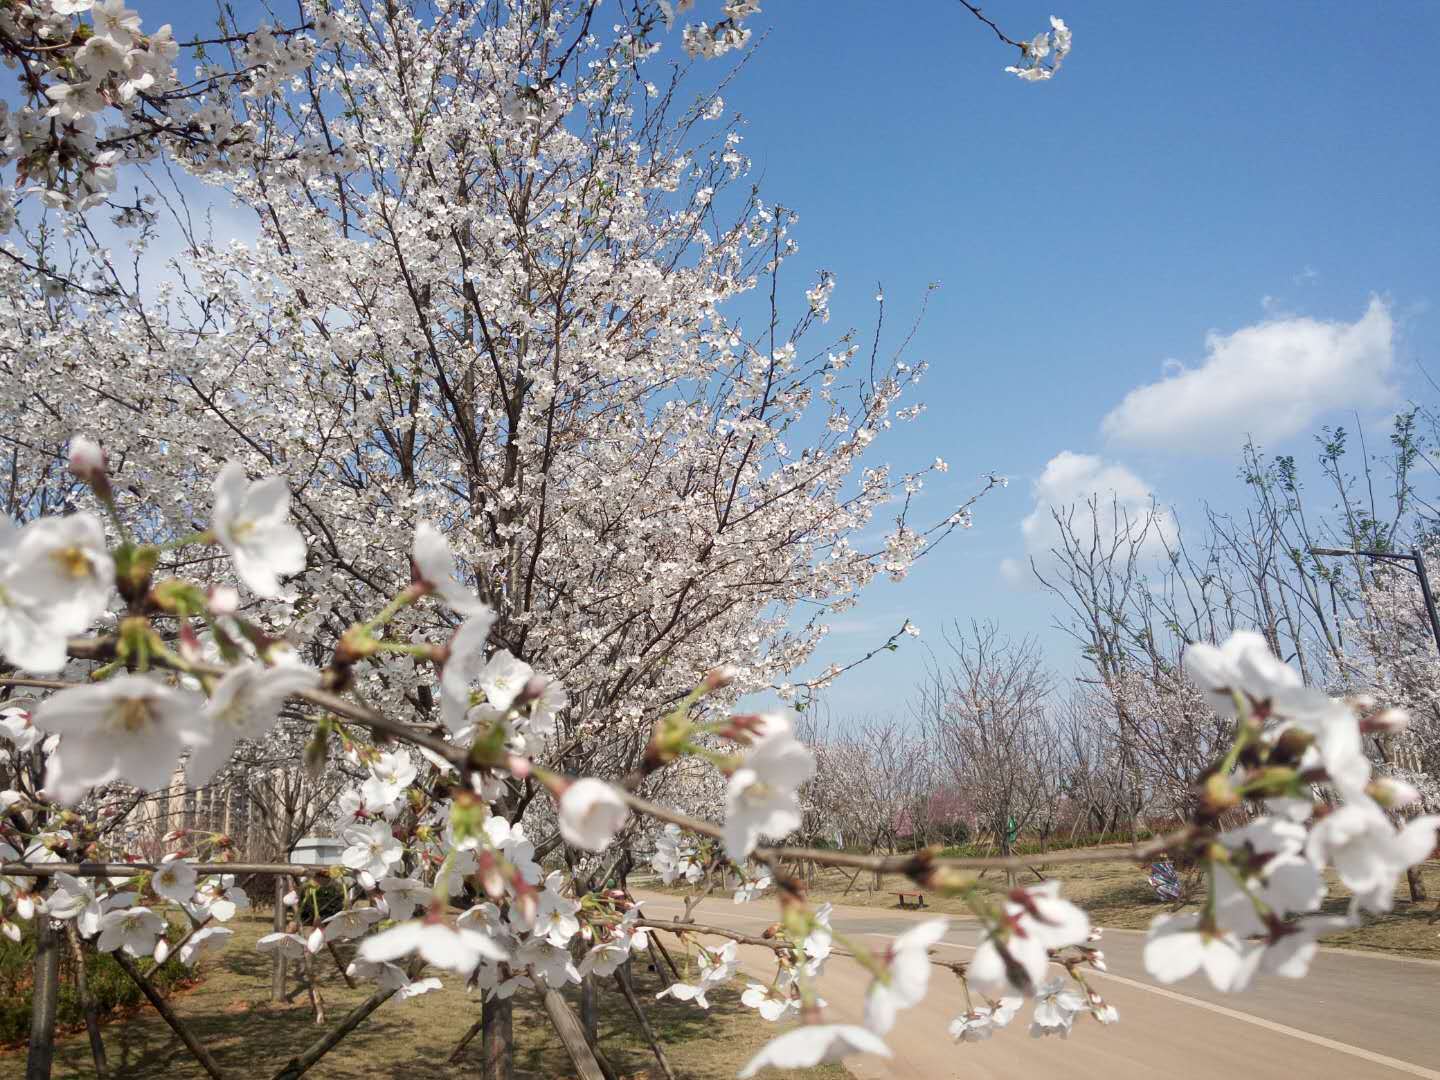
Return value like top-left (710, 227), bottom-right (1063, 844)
top-left (128, 1), bottom-right (1440, 716)
top-left (705, 1), bottom-right (1440, 717)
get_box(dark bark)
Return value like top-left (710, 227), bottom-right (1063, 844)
top-left (25, 919), bottom-right (60, 1080)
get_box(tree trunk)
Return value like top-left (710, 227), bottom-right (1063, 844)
top-left (480, 994), bottom-right (514, 1080)
top-left (1407, 865), bottom-right (1428, 902)
top-left (26, 919), bottom-right (60, 1080)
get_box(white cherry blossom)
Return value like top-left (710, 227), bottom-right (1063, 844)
top-left (1143, 912), bottom-right (1261, 992)
top-left (180, 927), bottom-right (234, 966)
top-left (412, 522), bottom-right (490, 615)
top-left (864, 918), bottom-right (949, 1034)
top-left (558, 779), bottom-right (630, 852)
top-left (188, 661), bottom-right (321, 785)
top-left (1305, 805), bottom-right (1440, 913)
top-left (723, 712), bottom-right (816, 860)
top-left (152, 860), bottom-right (197, 904)
top-left (360, 918), bottom-right (508, 975)
top-left (1, 513), bottom-right (114, 673)
top-left (324, 907), bottom-right (384, 942)
top-left (949, 997), bottom-right (1020, 1043)
top-left (210, 463), bottom-right (307, 598)
top-left (534, 890), bottom-right (580, 948)
top-left (379, 876), bottom-right (430, 920)
top-left (34, 675), bottom-right (209, 804)
top-left (739, 1025), bottom-right (891, 1078)
top-left (0, 707), bottom-right (44, 753)
top-left (257, 932), bottom-right (309, 960)
top-left (741, 982), bottom-right (798, 1022)
top-left (1029, 977), bottom-right (1088, 1038)
top-left (96, 906), bottom-right (166, 957)
top-left (478, 650), bottom-right (534, 713)
top-left (341, 821), bottom-right (404, 879)
top-left (439, 614), bottom-right (499, 733)
top-left (41, 872), bottom-right (105, 936)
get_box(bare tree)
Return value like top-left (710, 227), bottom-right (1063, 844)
top-left (918, 622), bottom-right (1054, 880)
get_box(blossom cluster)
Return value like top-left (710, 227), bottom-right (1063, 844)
top-left (1, 440), bottom-right (1436, 1077)
top-left (1006, 16), bottom-right (1073, 82)
top-left (1141, 632), bottom-right (1439, 991)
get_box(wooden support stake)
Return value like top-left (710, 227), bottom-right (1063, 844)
top-left (271, 984), bottom-right (399, 1080)
top-left (535, 977), bottom-right (605, 1080)
top-left (446, 1014), bottom-right (485, 1066)
top-left (113, 952), bottom-right (226, 1080)
top-left (271, 877), bottom-right (288, 1003)
top-left (580, 973), bottom-right (598, 1044)
top-left (66, 924), bottom-right (108, 1079)
top-left (615, 962), bottom-right (677, 1080)
top-left (649, 936), bottom-right (681, 982)
top-left (326, 941), bottom-right (357, 988)
top-left (25, 918), bottom-right (61, 1080)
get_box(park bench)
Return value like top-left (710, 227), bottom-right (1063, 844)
top-left (895, 891), bottom-right (926, 909)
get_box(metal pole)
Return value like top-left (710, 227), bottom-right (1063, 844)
top-left (1410, 548), bottom-right (1440, 658)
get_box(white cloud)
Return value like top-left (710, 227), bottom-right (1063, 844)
top-left (1100, 298), bottom-right (1395, 452)
top-left (1005, 451), bottom-right (1174, 586)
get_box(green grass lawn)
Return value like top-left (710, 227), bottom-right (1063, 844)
top-left (0, 913), bottom-right (844, 1079)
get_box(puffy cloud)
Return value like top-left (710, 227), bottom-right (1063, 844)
top-left (1101, 299), bottom-right (1394, 452)
top-left (1004, 452), bottom-right (1174, 585)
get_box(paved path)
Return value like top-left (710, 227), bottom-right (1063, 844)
top-left (635, 890), bottom-right (1440, 1080)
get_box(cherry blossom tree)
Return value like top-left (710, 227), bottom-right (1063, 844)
top-left (5, 5), bottom-right (1437, 1080)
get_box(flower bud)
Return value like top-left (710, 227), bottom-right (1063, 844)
top-left (178, 622), bottom-right (205, 665)
top-left (207, 585), bottom-right (240, 616)
top-left (512, 881), bottom-right (539, 928)
top-left (477, 849), bottom-right (506, 900)
top-left (154, 938), bottom-right (171, 965)
top-left (1270, 725), bottom-right (1314, 765)
top-left (1244, 765), bottom-right (1300, 798)
top-left (923, 864), bottom-right (978, 895)
top-left (1367, 776), bottom-right (1421, 809)
top-left (506, 754), bottom-right (532, 780)
top-left (702, 665), bottom-right (739, 693)
top-left (515, 674), bottom-right (550, 709)
top-left (1361, 708), bottom-right (1409, 735)
top-left (115, 544), bottom-right (160, 605)
top-left (307, 926), bottom-right (325, 954)
top-left (304, 730), bottom-right (329, 777)
top-left (335, 625), bottom-right (379, 665)
top-left (67, 435), bottom-right (112, 500)
top-left (1199, 773), bottom-right (1241, 817)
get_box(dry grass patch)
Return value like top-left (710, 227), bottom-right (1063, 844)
top-left (0, 913), bottom-right (843, 1079)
